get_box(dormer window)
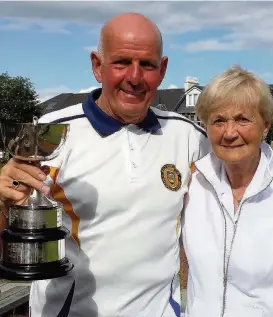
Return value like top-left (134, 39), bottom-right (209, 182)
top-left (194, 94), bottom-right (198, 105)
top-left (189, 94), bottom-right (193, 106)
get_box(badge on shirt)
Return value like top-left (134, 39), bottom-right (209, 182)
top-left (161, 164), bottom-right (182, 191)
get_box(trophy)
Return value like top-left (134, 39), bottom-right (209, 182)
top-left (0, 117), bottom-right (74, 280)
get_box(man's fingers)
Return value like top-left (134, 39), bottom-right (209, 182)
top-left (1, 159), bottom-right (50, 195)
top-left (1, 176), bottom-right (30, 194)
top-left (0, 176), bottom-right (29, 203)
top-left (9, 167), bottom-right (50, 195)
top-left (2, 158), bottom-right (48, 182)
top-left (0, 183), bottom-right (27, 203)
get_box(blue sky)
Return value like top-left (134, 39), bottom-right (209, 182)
top-left (1, 1), bottom-right (273, 102)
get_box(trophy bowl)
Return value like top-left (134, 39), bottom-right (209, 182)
top-left (0, 117), bottom-right (74, 281)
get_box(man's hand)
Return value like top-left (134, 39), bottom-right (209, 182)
top-left (0, 158), bottom-right (51, 206)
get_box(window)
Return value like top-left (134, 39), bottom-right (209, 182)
top-left (194, 94), bottom-right (199, 105)
top-left (189, 94), bottom-right (192, 106)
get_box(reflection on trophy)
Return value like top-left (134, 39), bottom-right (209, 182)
top-left (0, 117), bottom-right (74, 280)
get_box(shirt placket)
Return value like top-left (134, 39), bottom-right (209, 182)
top-left (126, 125), bottom-right (140, 182)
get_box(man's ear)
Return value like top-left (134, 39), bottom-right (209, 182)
top-left (91, 51), bottom-right (102, 83)
top-left (159, 56), bottom-right (168, 85)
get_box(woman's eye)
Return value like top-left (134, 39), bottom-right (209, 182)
top-left (214, 119), bottom-right (225, 124)
top-left (237, 117), bottom-right (249, 123)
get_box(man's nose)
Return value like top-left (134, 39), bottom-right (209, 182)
top-left (126, 63), bottom-right (143, 86)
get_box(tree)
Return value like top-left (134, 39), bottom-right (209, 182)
top-left (0, 72), bottom-right (41, 123)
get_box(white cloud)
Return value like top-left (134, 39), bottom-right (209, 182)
top-left (79, 86), bottom-right (98, 93)
top-left (1, 2), bottom-right (273, 51)
top-left (38, 85), bottom-right (73, 102)
top-left (167, 84), bottom-right (178, 89)
top-left (177, 39), bottom-right (244, 53)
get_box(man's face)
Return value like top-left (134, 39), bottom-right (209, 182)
top-left (92, 31), bottom-right (168, 124)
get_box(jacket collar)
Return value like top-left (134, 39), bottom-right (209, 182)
top-left (195, 142), bottom-right (273, 200)
top-left (82, 88), bottom-right (161, 136)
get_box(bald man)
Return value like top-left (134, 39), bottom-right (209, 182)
top-left (0, 13), bottom-right (208, 317)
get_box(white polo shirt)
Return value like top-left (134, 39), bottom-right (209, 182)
top-left (30, 88), bottom-right (208, 317)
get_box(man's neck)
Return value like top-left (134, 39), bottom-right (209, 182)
top-left (96, 94), bottom-right (146, 125)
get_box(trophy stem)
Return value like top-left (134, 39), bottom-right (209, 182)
top-left (26, 188), bottom-right (58, 209)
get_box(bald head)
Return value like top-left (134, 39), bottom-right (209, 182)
top-left (98, 13), bottom-right (163, 58)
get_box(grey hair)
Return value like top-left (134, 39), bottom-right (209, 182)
top-left (196, 65), bottom-right (273, 124)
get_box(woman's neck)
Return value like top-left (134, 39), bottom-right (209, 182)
top-left (225, 154), bottom-right (260, 190)
top-left (225, 153), bottom-right (261, 213)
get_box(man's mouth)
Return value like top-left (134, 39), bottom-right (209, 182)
top-left (121, 89), bottom-right (145, 97)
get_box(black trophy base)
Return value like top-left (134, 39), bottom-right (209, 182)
top-left (0, 257), bottom-right (74, 281)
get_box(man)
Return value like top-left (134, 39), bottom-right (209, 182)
top-left (0, 13), bottom-right (208, 317)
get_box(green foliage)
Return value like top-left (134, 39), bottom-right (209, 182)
top-left (0, 72), bottom-right (41, 123)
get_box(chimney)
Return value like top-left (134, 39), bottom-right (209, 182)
top-left (184, 77), bottom-right (199, 91)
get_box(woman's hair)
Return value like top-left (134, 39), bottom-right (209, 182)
top-left (196, 65), bottom-right (273, 125)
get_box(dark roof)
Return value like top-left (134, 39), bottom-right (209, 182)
top-left (150, 88), bottom-right (185, 111)
top-left (39, 88), bottom-right (185, 116)
top-left (39, 83), bottom-right (273, 116)
top-left (39, 93), bottom-right (89, 116)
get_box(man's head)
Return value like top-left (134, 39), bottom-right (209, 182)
top-left (91, 13), bottom-right (168, 124)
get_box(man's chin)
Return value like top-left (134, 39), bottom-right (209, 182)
top-left (117, 107), bottom-right (148, 124)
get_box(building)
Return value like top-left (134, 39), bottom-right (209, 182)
top-left (38, 80), bottom-right (273, 127)
top-left (38, 78), bottom-right (203, 125)
top-left (38, 87), bottom-right (185, 116)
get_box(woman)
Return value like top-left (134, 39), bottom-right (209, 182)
top-left (182, 66), bottom-right (273, 317)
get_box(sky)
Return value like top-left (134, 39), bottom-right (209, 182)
top-left (1, 1), bottom-right (273, 102)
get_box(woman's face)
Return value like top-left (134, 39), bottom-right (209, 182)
top-left (206, 104), bottom-right (270, 165)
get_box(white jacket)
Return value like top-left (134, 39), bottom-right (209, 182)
top-left (182, 143), bottom-right (273, 317)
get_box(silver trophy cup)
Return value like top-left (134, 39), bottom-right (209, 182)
top-left (0, 117), bottom-right (74, 280)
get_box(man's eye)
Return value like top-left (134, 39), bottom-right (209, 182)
top-left (140, 62), bottom-right (155, 69)
top-left (114, 60), bottom-right (130, 65)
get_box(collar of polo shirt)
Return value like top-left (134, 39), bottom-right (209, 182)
top-left (82, 88), bottom-right (161, 136)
